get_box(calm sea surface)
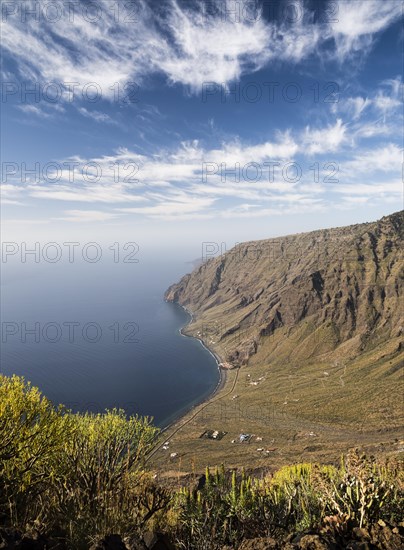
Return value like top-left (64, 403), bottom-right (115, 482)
top-left (0, 254), bottom-right (219, 428)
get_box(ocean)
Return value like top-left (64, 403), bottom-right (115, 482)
top-left (0, 251), bottom-right (219, 428)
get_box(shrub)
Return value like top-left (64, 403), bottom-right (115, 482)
top-left (0, 374), bottom-right (74, 526)
top-left (1, 376), bottom-right (403, 549)
top-left (0, 375), bottom-right (166, 548)
top-left (55, 409), bottom-right (162, 546)
top-left (317, 449), bottom-right (404, 528)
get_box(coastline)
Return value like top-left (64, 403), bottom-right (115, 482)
top-left (146, 302), bottom-right (230, 459)
top-left (177, 303), bottom-right (228, 398)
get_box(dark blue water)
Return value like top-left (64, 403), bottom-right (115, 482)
top-left (0, 253), bottom-right (219, 428)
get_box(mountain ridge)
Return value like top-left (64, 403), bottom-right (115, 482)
top-left (166, 210), bottom-right (403, 370)
top-left (155, 212), bottom-right (403, 470)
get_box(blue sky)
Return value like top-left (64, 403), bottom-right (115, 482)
top-left (1, 0), bottom-right (403, 255)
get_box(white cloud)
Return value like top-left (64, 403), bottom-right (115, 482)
top-left (3, 121), bottom-right (401, 221)
top-left (332, 77), bottom-right (403, 141)
top-left (329, 0), bottom-right (403, 61)
top-left (341, 196), bottom-right (369, 204)
top-left (2, 0), bottom-right (402, 95)
top-left (342, 143), bottom-right (402, 174)
top-left (333, 181), bottom-right (402, 196)
top-left (302, 119), bottom-right (347, 154)
top-left (2, 0), bottom-right (164, 98)
top-left (117, 195), bottom-right (216, 219)
top-left (159, 1), bottom-right (272, 90)
top-left (27, 184), bottom-right (149, 204)
top-left (1, 199), bottom-right (25, 205)
top-left (17, 104), bottom-right (51, 118)
top-left (336, 96), bottom-right (371, 120)
top-left (352, 121), bottom-right (393, 140)
top-left (78, 107), bottom-right (117, 124)
top-left (55, 210), bottom-right (121, 222)
top-left (1, 184), bottom-right (26, 204)
top-left (373, 94), bottom-right (401, 114)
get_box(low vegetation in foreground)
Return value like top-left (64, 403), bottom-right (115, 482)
top-left (1, 375), bottom-right (403, 549)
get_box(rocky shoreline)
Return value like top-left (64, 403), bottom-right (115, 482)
top-left (146, 302), bottom-right (230, 461)
top-left (177, 302), bottom-right (228, 395)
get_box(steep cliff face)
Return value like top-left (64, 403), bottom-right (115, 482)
top-left (166, 211), bottom-right (403, 368)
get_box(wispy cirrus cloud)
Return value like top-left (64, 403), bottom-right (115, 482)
top-left (330, 77), bottom-right (403, 144)
top-left (2, 0), bottom-right (402, 96)
top-left (17, 104), bottom-right (52, 118)
top-left (158, 0), bottom-right (273, 89)
top-left (77, 107), bottom-right (117, 124)
top-left (55, 209), bottom-right (121, 222)
top-left (26, 184), bottom-right (149, 204)
top-left (302, 119), bottom-right (347, 155)
top-left (334, 77), bottom-right (403, 118)
top-left (2, 114), bottom-right (402, 221)
top-left (117, 195), bottom-right (217, 220)
top-left (342, 143), bottom-right (402, 174)
top-left (329, 0), bottom-right (403, 61)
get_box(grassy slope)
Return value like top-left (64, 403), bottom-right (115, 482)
top-left (152, 212), bottom-right (404, 473)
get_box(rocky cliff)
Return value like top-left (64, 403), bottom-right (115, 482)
top-left (166, 211), bottom-right (403, 369)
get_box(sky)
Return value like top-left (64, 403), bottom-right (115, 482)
top-left (1, 0), bottom-right (403, 260)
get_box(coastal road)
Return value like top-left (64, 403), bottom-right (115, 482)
top-left (145, 366), bottom-right (240, 463)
